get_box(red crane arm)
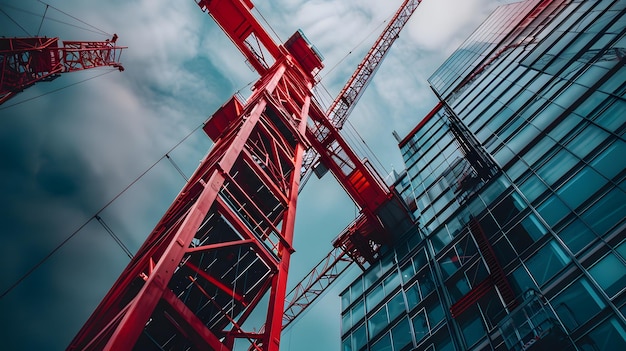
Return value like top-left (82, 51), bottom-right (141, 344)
top-left (284, 0), bottom-right (423, 329)
top-left (282, 245), bottom-right (353, 329)
top-left (300, 0), bottom-right (423, 184)
top-left (328, 0), bottom-right (422, 129)
top-left (0, 35), bottom-right (125, 105)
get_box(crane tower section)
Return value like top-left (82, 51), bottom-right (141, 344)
top-left (0, 35), bottom-right (125, 104)
top-left (69, 0), bottom-right (413, 350)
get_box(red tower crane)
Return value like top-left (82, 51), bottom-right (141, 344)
top-left (284, 0), bottom-right (422, 328)
top-left (68, 1), bottom-right (416, 350)
top-left (0, 35), bottom-right (125, 105)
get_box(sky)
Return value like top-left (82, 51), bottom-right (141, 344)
top-left (0, 0), bottom-right (511, 350)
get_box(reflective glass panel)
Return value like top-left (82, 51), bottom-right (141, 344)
top-left (387, 293), bottom-right (406, 321)
top-left (525, 241), bottom-right (571, 286)
top-left (412, 310), bottom-right (429, 344)
top-left (579, 318), bottom-right (626, 351)
top-left (371, 332), bottom-right (392, 351)
top-left (589, 252), bottom-right (626, 297)
top-left (557, 218), bottom-right (596, 254)
top-left (551, 277), bottom-right (605, 332)
top-left (369, 307), bottom-right (389, 340)
top-left (391, 318), bottom-right (413, 350)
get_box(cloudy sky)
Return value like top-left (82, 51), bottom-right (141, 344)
top-left (0, 0), bottom-right (510, 349)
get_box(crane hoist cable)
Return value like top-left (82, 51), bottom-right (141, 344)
top-left (96, 215), bottom-right (134, 259)
top-left (36, 3), bottom-right (48, 36)
top-left (0, 7), bottom-right (32, 35)
top-left (0, 69), bottom-right (117, 111)
top-left (318, 16), bottom-right (390, 82)
top-left (0, 122), bottom-right (207, 300)
top-left (35, 0), bottom-right (113, 36)
top-left (0, 1), bottom-right (113, 37)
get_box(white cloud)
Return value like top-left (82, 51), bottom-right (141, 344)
top-left (408, 0), bottom-right (499, 52)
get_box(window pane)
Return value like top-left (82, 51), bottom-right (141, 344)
top-left (492, 237), bottom-right (517, 267)
top-left (582, 187), bottom-right (626, 236)
top-left (427, 297), bottom-right (445, 327)
top-left (538, 195), bottom-right (570, 227)
top-left (401, 262), bottom-right (415, 284)
top-left (406, 283), bottom-right (421, 310)
top-left (352, 299), bottom-right (365, 326)
top-left (519, 175), bottom-right (548, 203)
top-left (507, 220), bottom-right (538, 254)
top-left (352, 278), bottom-right (364, 300)
top-left (510, 265), bottom-right (537, 296)
top-left (440, 249), bottom-right (462, 279)
top-left (369, 307), bottom-right (389, 340)
top-left (557, 167), bottom-right (606, 210)
top-left (566, 125), bottom-right (609, 160)
top-left (371, 332), bottom-right (392, 351)
top-left (387, 293), bottom-right (406, 321)
top-left (579, 318), bottom-right (626, 351)
top-left (384, 272), bottom-right (402, 295)
top-left (392, 318), bottom-right (413, 350)
top-left (458, 305), bottom-right (485, 347)
top-left (589, 253), bottom-right (626, 297)
top-left (364, 263), bottom-right (382, 290)
top-left (342, 337), bottom-right (352, 351)
top-left (418, 269), bottom-right (436, 298)
top-left (432, 327), bottom-right (456, 351)
top-left (525, 241), bottom-right (571, 286)
top-left (367, 284), bottom-right (385, 312)
top-left (342, 292), bottom-right (351, 311)
top-left (557, 218), bottom-right (596, 254)
top-left (537, 149), bottom-right (578, 186)
top-left (353, 323), bottom-right (367, 351)
top-left (412, 310), bottom-right (429, 344)
top-left (591, 140), bottom-right (626, 181)
top-left (594, 99), bottom-right (626, 133)
top-left (523, 137), bottom-right (555, 166)
top-left (551, 277), bottom-right (605, 332)
top-left (478, 289), bottom-right (506, 329)
top-left (342, 312), bottom-right (352, 335)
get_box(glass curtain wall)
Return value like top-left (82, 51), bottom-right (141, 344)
top-left (340, 0), bottom-right (626, 350)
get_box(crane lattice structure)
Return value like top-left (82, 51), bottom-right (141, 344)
top-left (68, 1), bottom-right (419, 350)
top-left (0, 35), bottom-right (125, 105)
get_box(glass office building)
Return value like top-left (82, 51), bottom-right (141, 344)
top-left (340, 0), bottom-right (626, 350)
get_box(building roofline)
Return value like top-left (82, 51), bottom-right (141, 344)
top-left (398, 101), bottom-right (443, 148)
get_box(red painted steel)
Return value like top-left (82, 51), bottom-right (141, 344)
top-left (469, 218), bottom-right (518, 311)
top-left (0, 35), bottom-right (125, 104)
top-left (450, 218), bottom-right (518, 318)
top-left (69, 1), bottom-right (414, 349)
top-left (69, 57), bottom-right (314, 350)
top-left (300, 0), bottom-right (423, 184)
top-left (282, 235), bottom-right (354, 329)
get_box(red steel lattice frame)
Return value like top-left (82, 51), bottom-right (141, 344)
top-left (69, 0), bottom-right (414, 350)
top-left (0, 36), bottom-right (125, 105)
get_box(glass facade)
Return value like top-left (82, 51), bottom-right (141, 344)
top-left (340, 0), bottom-right (625, 350)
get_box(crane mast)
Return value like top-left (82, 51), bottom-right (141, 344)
top-left (0, 35), bottom-right (125, 105)
top-left (68, 1), bottom-right (414, 350)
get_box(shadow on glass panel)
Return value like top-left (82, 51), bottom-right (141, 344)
top-left (498, 289), bottom-right (575, 351)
